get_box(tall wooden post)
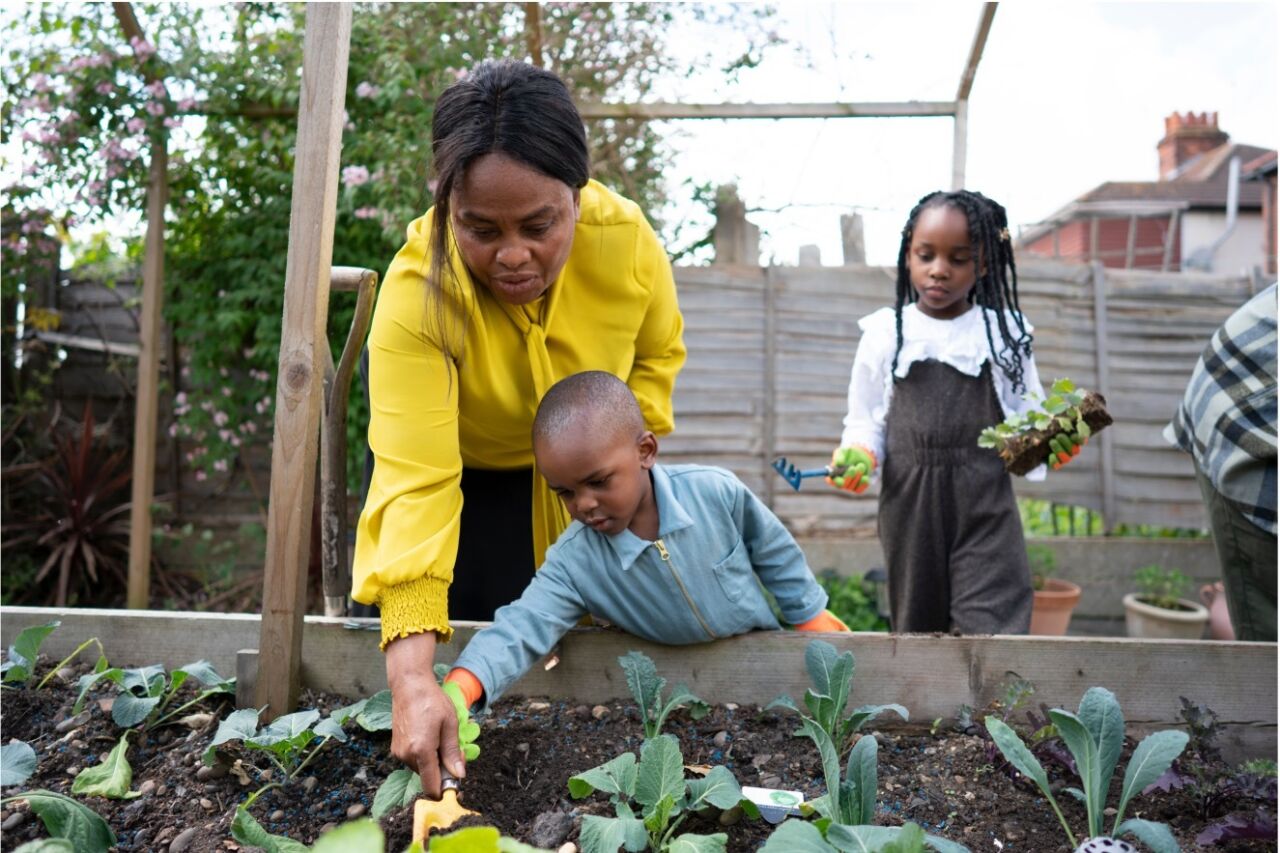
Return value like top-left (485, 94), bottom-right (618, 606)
top-left (524, 2), bottom-right (544, 67)
top-left (126, 144), bottom-right (168, 609)
top-left (114, 1), bottom-right (167, 610)
top-left (255, 2), bottom-right (352, 719)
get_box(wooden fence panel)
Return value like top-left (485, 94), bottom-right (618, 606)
top-left (47, 259), bottom-right (1252, 535)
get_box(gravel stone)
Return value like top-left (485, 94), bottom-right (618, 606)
top-left (1, 811), bottom-right (26, 831)
top-left (302, 776), bottom-right (319, 793)
top-left (54, 711), bottom-right (91, 733)
top-left (139, 779), bottom-right (158, 796)
top-left (195, 765), bottom-right (226, 782)
top-left (528, 810), bottom-right (573, 848)
top-left (591, 705), bottom-right (610, 720)
top-left (346, 803), bottom-right (366, 819)
top-left (271, 810), bottom-right (285, 822)
top-left (169, 826), bottom-right (199, 852)
top-left (712, 731), bottom-right (730, 748)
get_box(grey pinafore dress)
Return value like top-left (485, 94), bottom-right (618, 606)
top-left (878, 359), bottom-right (1032, 634)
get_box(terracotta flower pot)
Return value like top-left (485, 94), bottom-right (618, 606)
top-left (1122, 593), bottom-right (1209, 640)
top-left (1030, 578), bottom-right (1082, 635)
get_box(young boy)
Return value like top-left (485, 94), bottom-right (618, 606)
top-left (444, 370), bottom-right (848, 711)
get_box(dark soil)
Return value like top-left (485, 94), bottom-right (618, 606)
top-left (1000, 391), bottom-right (1113, 476)
top-left (1, 664), bottom-right (1274, 852)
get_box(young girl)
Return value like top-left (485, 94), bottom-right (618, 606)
top-left (831, 189), bottom-right (1070, 635)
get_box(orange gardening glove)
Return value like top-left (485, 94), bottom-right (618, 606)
top-left (1047, 432), bottom-right (1087, 471)
top-left (826, 445), bottom-right (876, 494)
top-left (443, 667), bottom-right (484, 710)
top-left (795, 609), bottom-right (851, 632)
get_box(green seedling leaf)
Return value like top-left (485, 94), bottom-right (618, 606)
top-left (248, 708), bottom-right (320, 748)
top-left (845, 734), bottom-right (878, 826)
top-left (230, 805), bottom-right (308, 853)
top-left (643, 793), bottom-right (675, 833)
top-left (112, 694), bottom-right (162, 728)
top-left (1051, 377), bottom-right (1076, 394)
top-left (1115, 817), bottom-right (1181, 853)
top-left (1078, 687), bottom-right (1124, 815)
top-left (666, 832), bottom-right (728, 852)
top-left (330, 697), bottom-right (368, 727)
top-left (842, 703), bottom-right (909, 742)
top-left (685, 765), bottom-right (742, 811)
top-left (313, 715), bottom-right (348, 743)
top-left (579, 814), bottom-right (648, 853)
top-left (798, 718), bottom-right (841, 823)
top-left (759, 820), bottom-right (836, 852)
top-left (1077, 420), bottom-right (1091, 438)
top-left (635, 734), bottom-right (684, 810)
top-left (72, 668), bottom-right (122, 715)
top-left (310, 817), bottom-right (384, 853)
top-left (203, 707), bottom-right (261, 765)
top-left (72, 732), bottom-right (139, 799)
top-left (2, 740), bottom-right (38, 786)
top-left (12, 840), bottom-right (76, 853)
top-left (429, 826), bottom-right (501, 852)
top-left (3, 621), bottom-right (60, 683)
top-left (1050, 710), bottom-right (1101, 835)
top-left (569, 751), bottom-right (638, 800)
top-left (120, 665), bottom-right (166, 698)
top-left (355, 689), bottom-right (393, 732)
top-left (1044, 395), bottom-right (1068, 414)
top-left (984, 717), bottom-right (1074, 846)
top-left (1113, 730), bottom-right (1188, 833)
top-left (174, 660), bottom-right (235, 691)
top-left (2, 790), bottom-right (116, 853)
top-left (372, 767), bottom-right (421, 819)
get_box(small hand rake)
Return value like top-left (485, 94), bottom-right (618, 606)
top-left (411, 771), bottom-right (477, 843)
top-left (771, 457), bottom-right (851, 491)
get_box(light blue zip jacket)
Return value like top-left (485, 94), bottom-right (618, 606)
top-left (453, 463), bottom-right (829, 708)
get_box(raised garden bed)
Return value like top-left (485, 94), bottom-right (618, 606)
top-left (1, 607), bottom-right (1276, 852)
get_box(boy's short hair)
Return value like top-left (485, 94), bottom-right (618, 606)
top-left (534, 371), bottom-right (645, 447)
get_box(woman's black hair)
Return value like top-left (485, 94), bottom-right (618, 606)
top-left (891, 189), bottom-right (1033, 392)
top-left (425, 59), bottom-right (590, 362)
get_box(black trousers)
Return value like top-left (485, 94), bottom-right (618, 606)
top-left (353, 351), bottom-right (536, 621)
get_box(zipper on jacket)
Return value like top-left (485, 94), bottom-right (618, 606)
top-left (654, 538), bottom-right (715, 639)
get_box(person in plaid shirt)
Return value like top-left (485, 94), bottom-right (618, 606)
top-left (1165, 283), bottom-right (1277, 641)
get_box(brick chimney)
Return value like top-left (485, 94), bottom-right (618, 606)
top-left (1158, 111), bottom-right (1229, 180)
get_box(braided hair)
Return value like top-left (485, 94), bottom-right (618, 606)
top-left (891, 190), bottom-right (1033, 392)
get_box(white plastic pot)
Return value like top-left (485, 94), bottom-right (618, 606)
top-left (1122, 593), bottom-right (1209, 640)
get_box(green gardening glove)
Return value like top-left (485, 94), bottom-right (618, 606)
top-left (441, 680), bottom-right (481, 761)
top-left (1047, 432), bottom-right (1087, 471)
top-left (827, 445), bottom-right (877, 494)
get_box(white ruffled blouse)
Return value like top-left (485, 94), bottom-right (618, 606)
top-left (839, 304), bottom-right (1046, 482)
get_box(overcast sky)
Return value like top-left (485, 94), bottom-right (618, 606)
top-left (653, 2), bottom-right (1279, 266)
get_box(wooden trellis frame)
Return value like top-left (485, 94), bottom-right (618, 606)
top-left (105, 1), bottom-right (1000, 717)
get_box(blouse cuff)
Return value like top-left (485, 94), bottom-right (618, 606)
top-left (378, 573), bottom-right (453, 650)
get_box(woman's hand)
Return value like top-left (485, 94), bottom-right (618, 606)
top-left (384, 631), bottom-right (465, 798)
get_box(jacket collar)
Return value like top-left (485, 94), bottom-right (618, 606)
top-left (605, 464), bottom-right (695, 571)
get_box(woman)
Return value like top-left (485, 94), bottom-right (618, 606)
top-left (352, 59), bottom-right (686, 797)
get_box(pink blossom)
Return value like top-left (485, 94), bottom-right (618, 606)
top-left (130, 36), bottom-right (157, 60)
top-left (145, 80), bottom-right (166, 98)
top-left (214, 411), bottom-right (229, 426)
top-left (95, 82), bottom-right (115, 95)
top-left (195, 469), bottom-right (207, 481)
top-left (219, 367), bottom-right (229, 378)
top-left (427, 178), bottom-right (439, 195)
top-left (168, 423), bottom-right (178, 437)
top-left (355, 81), bottom-right (380, 99)
top-left (219, 429), bottom-right (233, 442)
top-left (341, 165), bottom-right (370, 188)
top-left (127, 117), bottom-right (146, 134)
top-left (178, 97), bottom-right (197, 112)
top-left (214, 458), bottom-right (229, 473)
top-left (39, 129), bottom-right (60, 145)
top-left (354, 206), bottom-right (379, 220)
top-left (175, 391), bottom-right (187, 406)
top-left (229, 434), bottom-right (242, 448)
top-left (164, 117), bottom-right (181, 129)
top-left (145, 100), bottom-right (165, 117)
top-left (30, 74), bottom-right (52, 93)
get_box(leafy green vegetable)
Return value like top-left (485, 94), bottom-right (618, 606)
top-left (371, 767), bottom-right (421, 820)
top-left (0, 790), bottom-right (115, 853)
top-left (72, 659), bottom-right (234, 730)
top-left (71, 730), bottom-right (139, 799)
top-left (985, 686), bottom-right (1187, 851)
top-left (1, 740), bottom-right (38, 786)
top-left (441, 681), bottom-right (481, 761)
top-left (570, 734), bottom-right (740, 853)
top-left (2, 621), bottom-right (60, 686)
top-left (769, 639), bottom-right (907, 755)
top-left (617, 651), bottom-right (709, 739)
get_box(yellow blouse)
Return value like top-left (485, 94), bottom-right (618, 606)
top-left (352, 180), bottom-right (686, 649)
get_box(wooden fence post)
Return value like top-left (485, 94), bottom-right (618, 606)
top-left (255, 2), bottom-right (352, 720)
top-left (1090, 262), bottom-right (1117, 531)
